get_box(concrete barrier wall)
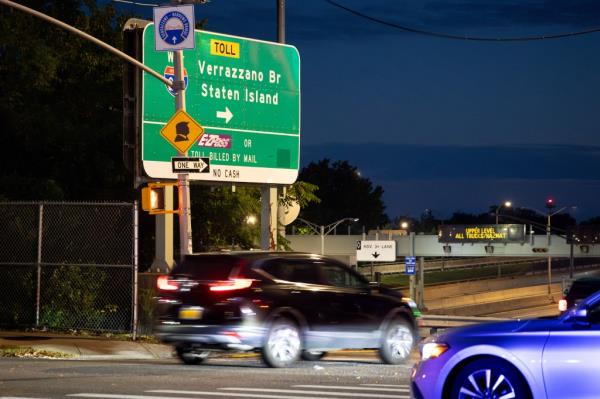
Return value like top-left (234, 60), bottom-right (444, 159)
top-left (424, 277), bottom-right (549, 301)
top-left (426, 283), bottom-right (562, 311)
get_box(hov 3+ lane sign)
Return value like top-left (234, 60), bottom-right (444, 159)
top-left (141, 25), bottom-right (301, 184)
top-left (356, 240), bottom-right (396, 262)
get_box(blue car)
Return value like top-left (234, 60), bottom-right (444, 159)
top-left (411, 291), bottom-right (600, 399)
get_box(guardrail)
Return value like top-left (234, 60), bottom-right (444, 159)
top-left (358, 257), bottom-right (535, 275)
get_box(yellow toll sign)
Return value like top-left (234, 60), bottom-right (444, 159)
top-left (160, 110), bottom-right (204, 154)
top-left (210, 39), bottom-right (240, 58)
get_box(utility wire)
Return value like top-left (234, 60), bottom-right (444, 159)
top-left (326, 0), bottom-right (600, 41)
top-left (111, 0), bottom-right (158, 7)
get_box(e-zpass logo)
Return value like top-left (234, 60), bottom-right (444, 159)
top-left (197, 134), bottom-right (232, 149)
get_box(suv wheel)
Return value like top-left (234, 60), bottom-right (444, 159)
top-left (175, 345), bottom-right (210, 365)
top-left (379, 317), bottom-right (415, 364)
top-left (301, 350), bottom-right (327, 361)
top-left (262, 317), bottom-right (301, 368)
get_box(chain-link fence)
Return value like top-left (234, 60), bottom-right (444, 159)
top-left (0, 202), bottom-right (137, 333)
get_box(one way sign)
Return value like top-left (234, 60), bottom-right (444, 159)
top-left (356, 240), bottom-right (396, 262)
top-left (171, 157), bottom-right (209, 173)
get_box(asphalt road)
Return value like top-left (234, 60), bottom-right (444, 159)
top-left (0, 354), bottom-right (414, 399)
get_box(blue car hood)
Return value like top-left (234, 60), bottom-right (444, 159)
top-left (442, 318), bottom-right (561, 339)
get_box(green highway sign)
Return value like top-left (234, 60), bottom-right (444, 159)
top-left (141, 24), bottom-right (301, 184)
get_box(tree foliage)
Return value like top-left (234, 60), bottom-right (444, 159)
top-left (0, 1), bottom-right (130, 200)
top-left (297, 159), bottom-right (388, 231)
top-left (188, 182), bottom-right (320, 252)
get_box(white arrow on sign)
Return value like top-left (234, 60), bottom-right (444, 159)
top-left (216, 107), bottom-right (233, 124)
top-left (193, 158), bottom-right (209, 172)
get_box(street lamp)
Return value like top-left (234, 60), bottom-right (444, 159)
top-left (400, 221), bottom-right (409, 230)
top-left (296, 217), bottom-right (359, 255)
top-left (495, 201), bottom-right (512, 224)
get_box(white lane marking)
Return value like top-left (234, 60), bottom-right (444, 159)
top-left (1, 397), bottom-right (47, 399)
top-left (74, 391), bottom-right (339, 399)
top-left (217, 388), bottom-right (410, 399)
top-left (361, 384), bottom-right (410, 388)
top-left (293, 385), bottom-right (410, 392)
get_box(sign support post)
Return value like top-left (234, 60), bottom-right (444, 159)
top-left (151, 184), bottom-right (174, 272)
top-left (409, 233), bottom-right (416, 301)
top-left (260, 0), bottom-right (286, 251)
top-left (418, 256), bottom-right (425, 309)
top-left (173, 49), bottom-right (193, 259)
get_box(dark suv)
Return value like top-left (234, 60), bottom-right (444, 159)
top-left (559, 276), bottom-right (600, 313)
top-left (154, 252), bottom-right (420, 367)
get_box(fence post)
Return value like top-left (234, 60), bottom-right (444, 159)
top-left (35, 203), bottom-right (44, 326)
top-left (132, 201), bottom-right (139, 340)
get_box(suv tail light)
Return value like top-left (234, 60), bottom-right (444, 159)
top-left (157, 275), bottom-right (179, 291)
top-left (209, 279), bottom-right (254, 292)
top-left (558, 298), bottom-right (568, 312)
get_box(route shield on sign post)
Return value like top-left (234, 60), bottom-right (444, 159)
top-left (141, 25), bottom-right (301, 185)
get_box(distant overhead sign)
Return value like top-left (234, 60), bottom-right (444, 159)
top-left (438, 224), bottom-right (526, 243)
top-left (356, 240), bottom-right (396, 262)
top-left (141, 25), bottom-right (300, 184)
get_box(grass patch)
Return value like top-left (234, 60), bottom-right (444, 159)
top-left (0, 345), bottom-right (73, 359)
top-left (15, 328), bottom-right (159, 343)
top-left (381, 263), bottom-right (534, 287)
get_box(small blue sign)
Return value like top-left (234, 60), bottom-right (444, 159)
top-left (158, 11), bottom-right (191, 46)
top-left (153, 5), bottom-right (195, 52)
top-left (405, 256), bottom-right (416, 275)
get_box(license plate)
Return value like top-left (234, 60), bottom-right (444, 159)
top-left (179, 307), bottom-right (203, 320)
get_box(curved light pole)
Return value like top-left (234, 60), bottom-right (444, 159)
top-left (296, 217), bottom-right (359, 254)
top-left (495, 201), bottom-right (512, 224)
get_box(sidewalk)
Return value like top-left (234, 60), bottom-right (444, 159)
top-left (0, 331), bottom-right (174, 360)
top-left (0, 331), bottom-right (420, 363)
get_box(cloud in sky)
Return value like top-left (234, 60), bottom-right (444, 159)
top-left (302, 143), bottom-right (600, 219)
top-left (302, 143), bottom-right (600, 180)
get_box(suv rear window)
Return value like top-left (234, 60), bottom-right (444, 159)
top-left (172, 255), bottom-right (246, 280)
top-left (261, 260), bottom-right (322, 284)
top-left (568, 279), bottom-right (600, 301)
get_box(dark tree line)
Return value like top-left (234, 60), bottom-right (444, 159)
top-left (0, 1), bottom-right (131, 201)
top-left (296, 159), bottom-right (389, 232)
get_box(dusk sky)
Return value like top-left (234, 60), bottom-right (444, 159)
top-left (112, 0), bottom-right (600, 220)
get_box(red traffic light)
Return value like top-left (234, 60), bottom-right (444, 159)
top-left (546, 198), bottom-right (556, 209)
